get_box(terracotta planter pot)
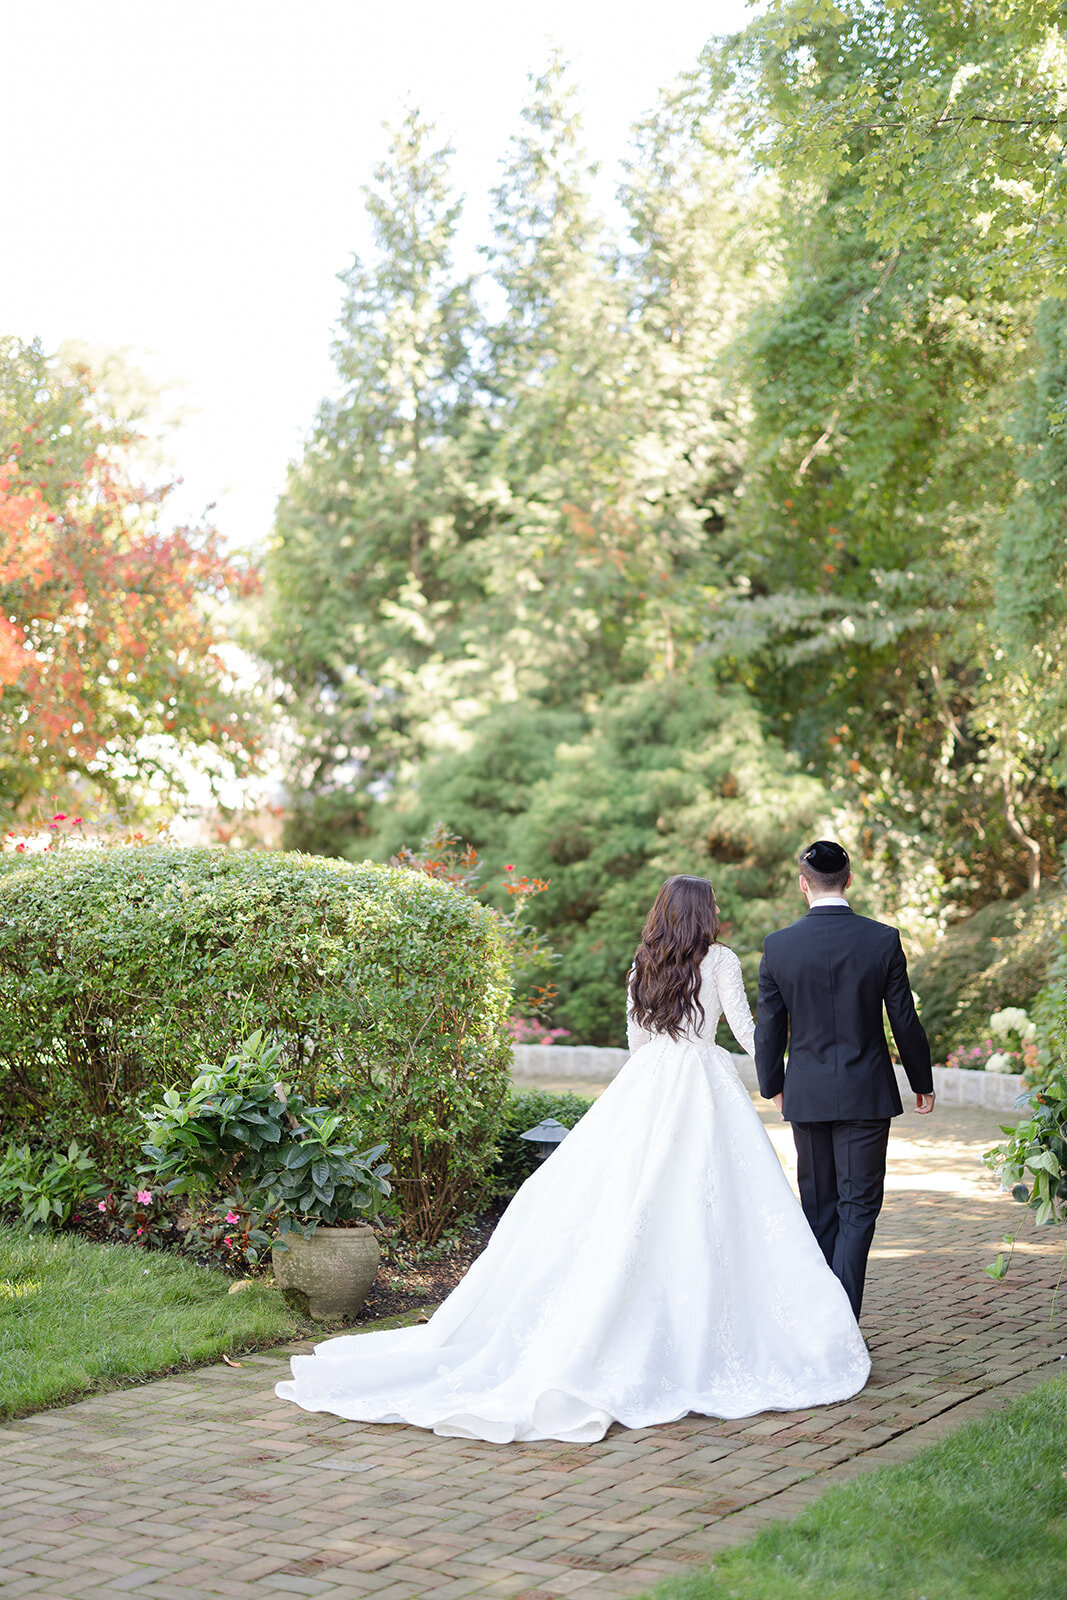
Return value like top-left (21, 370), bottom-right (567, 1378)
top-left (271, 1225), bottom-right (380, 1320)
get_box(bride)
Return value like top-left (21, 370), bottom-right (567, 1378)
top-left (276, 874), bottom-right (870, 1443)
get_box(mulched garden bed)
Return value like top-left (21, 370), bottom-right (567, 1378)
top-left (359, 1204), bottom-right (505, 1323)
top-left (57, 1201), bottom-right (508, 1326)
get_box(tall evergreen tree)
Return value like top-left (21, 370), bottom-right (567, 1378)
top-left (470, 55), bottom-right (650, 704)
top-left (616, 92), bottom-right (779, 670)
top-left (262, 111), bottom-right (481, 850)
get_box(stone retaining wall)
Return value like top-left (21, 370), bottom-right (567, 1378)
top-left (511, 1042), bottom-right (1030, 1111)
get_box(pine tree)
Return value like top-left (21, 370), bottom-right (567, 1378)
top-left (471, 56), bottom-right (655, 704)
top-left (262, 112), bottom-right (480, 850)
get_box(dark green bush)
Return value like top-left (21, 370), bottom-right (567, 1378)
top-left (371, 670), bottom-right (828, 1046)
top-left (910, 885), bottom-right (1067, 1061)
top-left (141, 1030), bottom-right (393, 1262)
top-left (0, 846), bottom-right (511, 1242)
top-left (488, 1087), bottom-right (594, 1199)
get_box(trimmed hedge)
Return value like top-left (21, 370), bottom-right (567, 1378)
top-left (0, 846), bottom-right (512, 1242)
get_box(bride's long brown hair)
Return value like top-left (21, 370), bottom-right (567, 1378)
top-left (629, 875), bottom-right (720, 1040)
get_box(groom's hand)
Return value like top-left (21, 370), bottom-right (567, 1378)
top-left (914, 1092), bottom-right (935, 1115)
top-left (773, 1093), bottom-right (784, 1117)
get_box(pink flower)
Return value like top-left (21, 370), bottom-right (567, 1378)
top-left (225, 1211), bottom-right (240, 1224)
top-left (97, 1199), bottom-right (108, 1212)
top-left (15, 843), bottom-right (25, 853)
top-left (223, 1236), bottom-right (232, 1247)
top-left (136, 1189), bottom-right (152, 1204)
top-left (504, 864), bottom-right (514, 871)
top-left (136, 1227), bottom-right (143, 1235)
top-left (51, 813), bottom-right (67, 821)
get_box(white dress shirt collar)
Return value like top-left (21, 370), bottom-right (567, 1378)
top-left (806, 896), bottom-right (851, 909)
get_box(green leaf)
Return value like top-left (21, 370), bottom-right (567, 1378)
top-left (1027, 1151), bottom-right (1062, 1177)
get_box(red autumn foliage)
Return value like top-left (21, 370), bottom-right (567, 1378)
top-left (0, 337), bottom-right (260, 814)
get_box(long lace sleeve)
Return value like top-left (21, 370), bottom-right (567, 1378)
top-left (710, 946), bottom-right (756, 1057)
top-left (626, 968), bottom-right (652, 1053)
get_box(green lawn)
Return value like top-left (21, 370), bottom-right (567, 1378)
top-left (643, 1379), bottom-right (1067, 1600)
top-left (0, 1225), bottom-right (302, 1419)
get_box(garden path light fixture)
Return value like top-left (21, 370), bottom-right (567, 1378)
top-left (519, 1117), bottom-right (569, 1161)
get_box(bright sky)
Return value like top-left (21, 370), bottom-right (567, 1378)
top-left (2, 0), bottom-right (753, 554)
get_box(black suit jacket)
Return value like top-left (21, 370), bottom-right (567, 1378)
top-left (754, 907), bottom-right (932, 1121)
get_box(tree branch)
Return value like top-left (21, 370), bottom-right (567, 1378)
top-left (1001, 764), bottom-right (1042, 894)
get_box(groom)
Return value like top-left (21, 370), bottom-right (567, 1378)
top-left (754, 840), bottom-right (934, 1319)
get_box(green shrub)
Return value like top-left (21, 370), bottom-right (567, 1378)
top-left (141, 1030), bottom-right (393, 1263)
top-left (0, 1140), bottom-right (103, 1230)
top-left (488, 1087), bottom-right (593, 1199)
top-left (370, 670), bottom-right (828, 1046)
top-left (988, 986), bottom-right (1067, 1227)
top-left (910, 886), bottom-right (1067, 1061)
top-left (0, 845), bottom-right (512, 1242)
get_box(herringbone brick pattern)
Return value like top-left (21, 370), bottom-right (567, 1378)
top-left (1, 1103), bottom-right (1064, 1600)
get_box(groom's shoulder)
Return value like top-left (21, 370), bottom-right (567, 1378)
top-left (762, 916), bottom-right (808, 951)
top-left (762, 911), bottom-right (901, 949)
top-left (852, 912), bottom-right (902, 942)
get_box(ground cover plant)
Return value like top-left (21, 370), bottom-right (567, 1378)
top-left (640, 1378), bottom-right (1067, 1600)
top-left (0, 1225), bottom-right (302, 1420)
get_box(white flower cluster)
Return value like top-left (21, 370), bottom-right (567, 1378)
top-left (989, 1007), bottom-right (1037, 1042)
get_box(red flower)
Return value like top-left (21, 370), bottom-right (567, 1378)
top-left (504, 864), bottom-right (514, 871)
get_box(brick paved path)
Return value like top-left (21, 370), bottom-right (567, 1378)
top-left (2, 1102), bottom-right (1065, 1600)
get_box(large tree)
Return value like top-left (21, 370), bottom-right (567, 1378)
top-left (692, 0), bottom-right (1067, 903)
top-left (708, 0), bottom-right (1067, 300)
top-left (500, 665), bottom-right (830, 1044)
top-left (262, 111), bottom-right (482, 852)
top-left (0, 337), bottom-right (257, 822)
top-left (470, 55), bottom-right (657, 704)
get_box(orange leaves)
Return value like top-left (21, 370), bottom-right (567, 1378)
top-left (0, 617), bottom-right (27, 687)
top-left (0, 449), bottom-right (258, 776)
top-left (503, 874), bottom-right (550, 897)
top-left (0, 338), bottom-right (262, 812)
top-left (563, 501), bottom-right (641, 575)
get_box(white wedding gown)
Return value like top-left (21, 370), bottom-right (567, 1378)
top-left (276, 944), bottom-right (870, 1442)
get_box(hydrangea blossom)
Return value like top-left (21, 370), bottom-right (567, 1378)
top-left (989, 1007), bottom-right (1035, 1041)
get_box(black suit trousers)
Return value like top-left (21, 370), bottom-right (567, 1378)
top-left (791, 1119), bottom-right (891, 1320)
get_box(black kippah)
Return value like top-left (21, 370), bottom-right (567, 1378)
top-left (802, 839), bottom-right (849, 873)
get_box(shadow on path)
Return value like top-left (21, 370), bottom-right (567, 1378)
top-left (1, 1100), bottom-right (1063, 1599)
